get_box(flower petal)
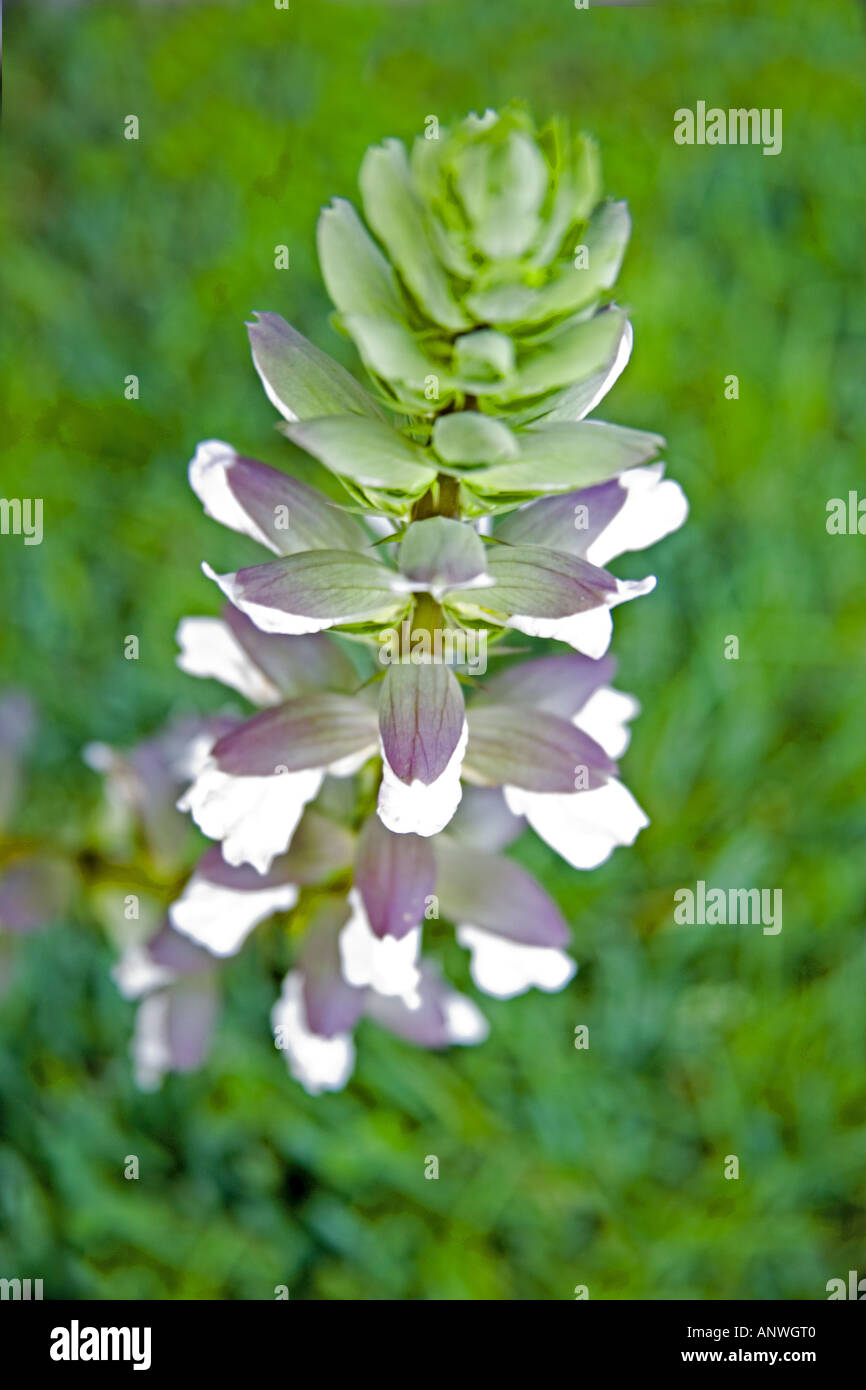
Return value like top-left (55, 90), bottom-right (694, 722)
top-left (339, 888), bottom-right (422, 1001)
top-left (435, 839), bottom-right (569, 947)
top-left (446, 785), bottom-right (524, 852)
top-left (176, 616), bottom-right (284, 706)
top-left (131, 976), bottom-right (219, 1091)
top-left (582, 465), bottom-right (689, 567)
top-left (574, 686), bottom-right (641, 759)
top-left (497, 464), bottom-right (687, 566)
top-left (504, 581), bottom-right (655, 659)
top-left (178, 695), bottom-right (377, 871)
top-left (457, 926), bottom-right (576, 999)
top-left (177, 607), bottom-right (357, 705)
top-left (297, 898), bottom-right (366, 1037)
top-left (112, 945), bottom-right (176, 1001)
top-left (85, 714), bottom-right (236, 870)
top-left (464, 703), bottom-right (616, 792)
top-left (169, 850), bottom-right (299, 958)
top-left (272, 971), bottom-right (355, 1095)
top-left (365, 961), bottom-right (488, 1048)
top-left (481, 652), bottom-right (616, 720)
top-left (178, 764), bottom-right (325, 874)
top-left (505, 778), bottom-right (649, 870)
top-left (354, 813), bottom-right (436, 939)
top-left (376, 662), bottom-right (467, 835)
top-left (189, 440), bottom-right (367, 555)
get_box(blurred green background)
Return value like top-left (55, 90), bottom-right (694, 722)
top-left (1, 0), bottom-right (865, 1300)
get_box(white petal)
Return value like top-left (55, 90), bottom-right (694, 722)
top-left (456, 925), bottom-right (576, 1000)
top-left (131, 992), bottom-right (172, 1091)
top-left (169, 875), bottom-right (298, 958)
top-left (271, 972), bottom-right (355, 1095)
top-left (506, 576), bottom-right (655, 658)
top-left (505, 779), bottom-right (649, 870)
top-left (178, 761), bottom-right (324, 873)
top-left (176, 617), bottom-right (282, 706)
top-left (339, 888), bottom-right (422, 1002)
top-left (112, 945), bottom-right (175, 1000)
top-left (574, 686), bottom-right (641, 759)
top-left (189, 440), bottom-right (281, 553)
top-left (376, 720), bottom-right (467, 837)
top-left (442, 990), bottom-right (490, 1043)
top-left (585, 465), bottom-right (689, 567)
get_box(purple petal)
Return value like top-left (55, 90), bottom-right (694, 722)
top-left (377, 662), bottom-right (466, 785)
top-left (354, 813), bottom-right (436, 939)
top-left (222, 605), bottom-right (358, 697)
top-left (435, 840), bottom-right (569, 947)
top-left (298, 897), bottom-right (366, 1037)
top-left (147, 921), bottom-right (217, 975)
top-left (481, 652), bottom-right (616, 719)
top-left (166, 976), bottom-right (220, 1071)
top-left (497, 481), bottom-right (625, 556)
top-left (190, 440), bottom-right (368, 555)
top-left (465, 703), bottom-right (616, 792)
top-left (446, 785), bottom-right (524, 852)
top-left (211, 694), bottom-right (379, 777)
top-left (365, 961), bottom-right (487, 1048)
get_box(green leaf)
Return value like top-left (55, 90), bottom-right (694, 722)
top-left (360, 140), bottom-right (471, 332)
top-left (489, 308), bottom-right (630, 406)
top-left (452, 329), bottom-right (515, 383)
top-left (457, 129), bottom-right (548, 260)
top-left (463, 421), bottom-right (664, 497)
top-left (432, 412), bottom-right (518, 466)
top-left (467, 201), bottom-right (630, 327)
top-left (282, 416), bottom-right (438, 495)
top-left (398, 518), bottom-right (489, 593)
top-left (341, 312), bottom-right (446, 391)
top-left (246, 313), bottom-right (384, 422)
top-left (317, 198), bottom-right (406, 320)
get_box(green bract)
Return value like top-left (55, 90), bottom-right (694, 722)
top-left (317, 107), bottom-right (632, 421)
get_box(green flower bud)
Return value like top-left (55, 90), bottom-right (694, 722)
top-left (318, 106), bottom-right (631, 422)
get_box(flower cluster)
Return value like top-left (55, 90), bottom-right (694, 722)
top-left (104, 109), bottom-right (687, 1093)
